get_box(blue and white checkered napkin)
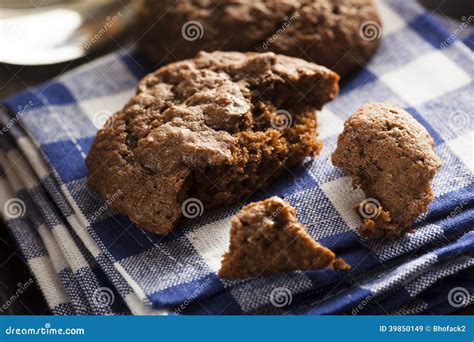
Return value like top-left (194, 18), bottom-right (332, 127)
top-left (0, 0), bottom-right (473, 315)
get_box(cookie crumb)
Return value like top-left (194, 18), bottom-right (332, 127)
top-left (218, 196), bottom-right (350, 279)
top-left (332, 258), bottom-right (351, 270)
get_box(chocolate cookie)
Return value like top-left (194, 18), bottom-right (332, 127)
top-left (331, 103), bottom-right (441, 238)
top-left (86, 51), bottom-right (339, 234)
top-left (138, 0), bottom-right (381, 77)
top-left (219, 196), bottom-right (349, 278)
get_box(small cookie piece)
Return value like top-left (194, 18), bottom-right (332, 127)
top-left (86, 51), bottom-right (339, 234)
top-left (332, 103), bottom-right (441, 238)
top-left (218, 197), bottom-right (349, 279)
top-left (137, 0), bottom-right (381, 77)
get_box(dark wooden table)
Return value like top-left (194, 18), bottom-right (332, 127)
top-left (0, 0), bottom-right (472, 315)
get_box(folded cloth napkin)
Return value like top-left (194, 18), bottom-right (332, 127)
top-left (0, 0), bottom-right (473, 315)
top-left (0, 160), bottom-right (76, 315)
top-left (0, 126), bottom-right (162, 315)
top-left (0, 133), bottom-right (132, 315)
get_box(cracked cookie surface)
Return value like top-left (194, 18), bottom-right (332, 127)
top-left (138, 0), bottom-right (380, 77)
top-left (332, 103), bottom-right (441, 238)
top-left (86, 51), bottom-right (339, 234)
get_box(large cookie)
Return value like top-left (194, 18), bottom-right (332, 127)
top-left (332, 103), bottom-right (441, 238)
top-left (137, 0), bottom-right (381, 77)
top-left (86, 51), bottom-right (339, 234)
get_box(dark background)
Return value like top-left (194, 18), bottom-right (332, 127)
top-left (0, 0), bottom-right (472, 315)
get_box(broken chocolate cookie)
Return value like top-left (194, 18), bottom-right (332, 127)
top-left (137, 0), bottom-right (381, 77)
top-left (332, 103), bottom-right (441, 238)
top-left (86, 51), bottom-right (339, 234)
top-left (219, 196), bottom-right (349, 279)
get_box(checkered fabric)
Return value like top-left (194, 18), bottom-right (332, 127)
top-left (0, 161), bottom-right (76, 315)
top-left (0, 0), bottom-right (472, 315)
